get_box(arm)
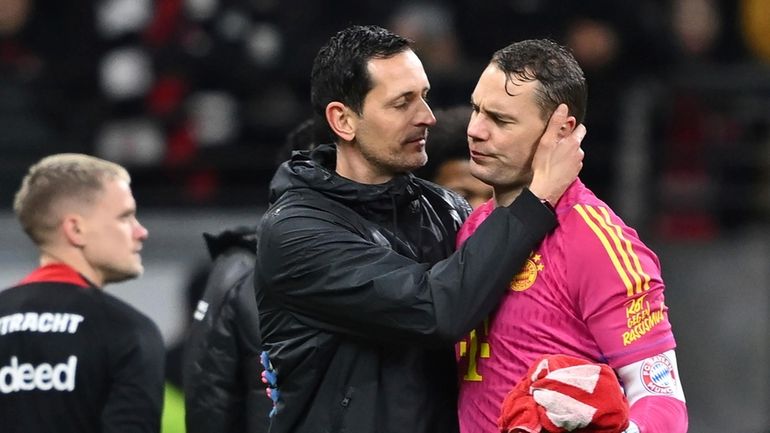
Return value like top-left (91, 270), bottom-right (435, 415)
top-left (235, 271), bottom-right (275, 432)
top-left (258, 109), bottom-right (584, 345)
top-left (258, 188), bottom-right (556, 345)
top-left (102, 319), bottom-right (165, 433)
top-left (566, 205), bottom-right (686, 432)
top-left (617, 350), bottom-right (688, 433)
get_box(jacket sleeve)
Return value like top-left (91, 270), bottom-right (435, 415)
top-left (183, 249), bottom-right (264, 433)
top-left (257, 188), bottom-right (555, 345)
top-left (235, 271), bottom-right (274, 433)
top-left (102, 318), bottom-right (165, 433)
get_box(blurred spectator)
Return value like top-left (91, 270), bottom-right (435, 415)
top-left (161, 263), bottom-right (210, 433)
top-left (563, 15), bottom-right (623, 204)
top-left (0, 0), bottom-right (98, 204)
top-left (454, 0), bottom-right (567, 66)
top-left (416, 106), bottom-right (492, 209)
top-left (561, 1), bottom-right (674, 206)
top-left (181, 116), bottom-right (320, 433)
top-left (651, 0), bottom-right (757, 237)
top-left (739, 0), bottom-right (770, 64)
top-left (387, 2), bottom-right (478, 107)
top-left (183, 227), bottom-right (266, 433)
top-left (273, 117), bottom-right (328, 166)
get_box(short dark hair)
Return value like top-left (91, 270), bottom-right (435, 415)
top-left (417, 105), bottom-right (472, 181)
top-left (491, 39), bottom-right (587, 124)
top-left (310, 25), bottom-right (412, 141)
top-left (274, 117), bottom-right (329, 165)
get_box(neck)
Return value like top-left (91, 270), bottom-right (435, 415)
top-left (335, 142), bottom-right (394, 185)
top-left (493, 185), bottom-right (525, 208)
top-left (39, 248), bottom-right (103, 288)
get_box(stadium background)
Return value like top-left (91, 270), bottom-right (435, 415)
top-left (1, 0), bottom-right (768, 431)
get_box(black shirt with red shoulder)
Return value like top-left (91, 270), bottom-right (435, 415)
top-left (0, 264), bottom-right (165, 433)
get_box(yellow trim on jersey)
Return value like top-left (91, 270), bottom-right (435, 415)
top-left (575, 204), bottom-right (650, 296)
top-left (585, 205), bottom-right (645, 294)
top-left (597, 206), bottom-right (651, 292)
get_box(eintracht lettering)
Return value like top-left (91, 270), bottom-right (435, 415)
top-left (0, 312), bottom-right (84, 335)
top-left (0, 356), bottom-right (78, 393)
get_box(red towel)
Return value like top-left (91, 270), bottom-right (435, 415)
top-left (498, 355), bottom-right (629, 433)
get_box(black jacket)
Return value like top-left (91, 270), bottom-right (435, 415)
top-left (256, 145), bottom-right (556, 433)
top-left (183, 227), bottom-right (271, 433)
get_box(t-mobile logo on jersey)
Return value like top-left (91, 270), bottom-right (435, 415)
top-left (0, 356), bottom-right (77, 394)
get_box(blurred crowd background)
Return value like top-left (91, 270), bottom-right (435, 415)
top-left (1, 0), bottom-right (770, 432)
top-left (2, 0), bottom-right (769, 234)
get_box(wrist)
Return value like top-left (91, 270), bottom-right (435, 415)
top-left (527, 182), bottom-right (558, 208)
top-left (539, 198), bottom-right (555, 212)
top-left (527, 185), bottom-right (556, 211)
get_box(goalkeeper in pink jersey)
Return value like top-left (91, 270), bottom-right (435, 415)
top-left (455, 40), bottom-right (687, 433)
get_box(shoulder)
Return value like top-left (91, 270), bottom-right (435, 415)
top-left (197, 247), bottom-right (256, 317)
top-left (98, 292), bottom-right (163, 341)
top-left (413, 178), bottom-right (472, 219)
top-left (262, 188), bottom-right (346, 227)
top-left (456, 199), bottom-right (495, 246)
top-left (556, 182), bottom-right (625, 233)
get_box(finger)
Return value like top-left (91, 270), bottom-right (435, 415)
top-left (574, 124), bottom-right (587, 145)
top-left (543, 104), bottom-right (569, 142)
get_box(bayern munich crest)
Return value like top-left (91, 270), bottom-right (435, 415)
top-left (510, 252), bottom-right (544, 292)
top-left (640, 354), bottom-right (676, 394)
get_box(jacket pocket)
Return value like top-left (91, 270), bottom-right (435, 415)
top-left (330, 386), bottom-right (355, 433)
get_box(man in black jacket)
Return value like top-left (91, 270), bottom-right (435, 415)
top-left (183, 113), bottom-right (326, 433)
top-left (183, 226), bottom-right (269, 433)
top-left (0, 154), bottom-right (165, 433)
top-left (256, 25), bottom-right (586, 433)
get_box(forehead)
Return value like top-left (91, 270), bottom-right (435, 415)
top-left (97, 178), bottom-right (135, 209)
top-left (472, 64), bottom-right (540, 109)
top-left (365, 50), bottom-right (430, 99)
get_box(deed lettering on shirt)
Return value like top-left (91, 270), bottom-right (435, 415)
top-left (0, 356), bottom-right (78, 394)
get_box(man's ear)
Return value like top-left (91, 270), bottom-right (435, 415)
top-left (326, 101), bottom-right (356, 142)
top-left (61, 214), bottom-right (86, 248)
top-left (559, 116), bottom-right (578, 139)
top-left (565, 116), bottom-right (577, 132)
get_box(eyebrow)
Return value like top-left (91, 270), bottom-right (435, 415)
top-left (392, 86), bottom-right (430, 101)
top-left (119, 207), bottom-right (137, 218)
top-left (471, 97), bottom-right (515, 122)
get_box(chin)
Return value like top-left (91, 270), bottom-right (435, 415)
top-left (104, 267), bottom-right (143, 285)
top-left (469, 168), bottom-right (494, 186)
top-left (407, 154), bottom-right (428, 171)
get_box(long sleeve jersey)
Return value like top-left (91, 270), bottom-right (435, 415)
top-left (0, 264), bottom-right (165, 433)
top-left (456, 180), bottom-right (684, 432)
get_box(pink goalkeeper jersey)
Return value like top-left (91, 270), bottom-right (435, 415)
top-left (456, 180), bottom-right (677, 433)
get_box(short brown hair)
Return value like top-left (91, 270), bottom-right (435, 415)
top-left (491, 39), bottom-right (587, 124)
top-left (13, 154), bottom-right (130, 245)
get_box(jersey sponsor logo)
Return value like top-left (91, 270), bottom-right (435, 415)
top-left (510, 252), bottom-right (544, 292)
top-left (622, 295), bottom-right (666, 346)
top-left (458, 319), bottom-right (490, 381)
top-left (0, 312), bottom-right (85, 335)
top-left (0, 356), bottom-right (77, 394)
top-left (640, 354), bottom-right (676, 395)
top-left (575, 204), bottom-right (651, 296)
